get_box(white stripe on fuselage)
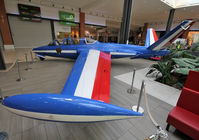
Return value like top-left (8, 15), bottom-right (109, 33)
top-left (33, 50), bottom-right (77, 53)
top-left (4, 106), bottom-right (139, 122)
top-left (74, 50), bottom-right (100, 99)
top-left (34, 50), bottom-right (136, 56)
top-left (110, 52), bottom-right (136, 56)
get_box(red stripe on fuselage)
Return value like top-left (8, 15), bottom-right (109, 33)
top-left (152, 29), bottom-right (158, 41)
top-left (91, 52), bottom-right (111, 103)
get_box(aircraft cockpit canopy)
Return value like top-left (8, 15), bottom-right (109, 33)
top-left (48, 37), bottom-right (98, 46)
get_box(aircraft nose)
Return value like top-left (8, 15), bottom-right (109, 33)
top-left (32, 46), bottom-right (46, 53)
top-left (32, 47), bottom-right (39, 53)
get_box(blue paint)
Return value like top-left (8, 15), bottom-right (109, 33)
top-left (145, 28), bottom-right (151, 47)
top-left (61, 51), bottom-right (88, 96)
top-left (2, 20), bottom-right (194, 122)
top-left (2, 94), bottom-right (142, 116)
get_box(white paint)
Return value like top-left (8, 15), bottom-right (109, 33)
top-left (4, 106), bottom-right (139, 122)
top-left (33, 50), bottom-right (77, 53)
top-left (74, 50), bottom-right (100, 99)
top-left (110, 52), bottom-right (136, 56)
top-left (4, 45), bottom-right (15, 50)
top-left (149, 29), bottom-right (155, 45)
top-left (114, 68), bottom-right (181, 106)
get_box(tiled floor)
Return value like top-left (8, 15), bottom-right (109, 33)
top-left (115, 68), bottom-right (181, 106)
top-left (0, 55), bottom-right (193, 140)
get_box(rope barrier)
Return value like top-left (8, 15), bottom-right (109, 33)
top-left (0, 51), bottom-right (35, 73)
top-left (143, 84), bottom-right (168, 140)
top-left (0, 59), bottom-right (17, 73)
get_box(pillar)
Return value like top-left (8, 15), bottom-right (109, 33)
top-left (50, 20), bottom-right (55, 40)
top-left (165, 9), bottom-right (175, 34)
top-left (141, 23), bottom-right (148, 42)
top-left (119, 0), bottom-right (134, 44)
top-left (79, 9), bottom-right (85, 38)
top-left (0, 0), bottom-right (14, 49)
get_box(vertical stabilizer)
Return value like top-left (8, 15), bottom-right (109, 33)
top-left (145, 28), bottom-right (158, 48)
top-left (147, 20), bottom-right (195, 50)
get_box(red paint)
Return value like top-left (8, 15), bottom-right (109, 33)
top-left (152, 29), bottom-right (158, 41)
top-left (91, 52), bottom-right (111, 103)
top-left (167, 71), bottom-right (199, 139)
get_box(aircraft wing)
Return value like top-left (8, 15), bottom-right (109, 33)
top-left (61, 49), bottom-right (111, 103)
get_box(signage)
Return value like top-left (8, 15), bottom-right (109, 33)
top-left (18, 4), bottom-right (41, 22)
top-left (59, 11), bottom-right (75, 26)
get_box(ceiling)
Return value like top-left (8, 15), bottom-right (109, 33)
top-left (11, 0), bottom-right (199, 26)
top-left (161, 0), bottom-right (199, 8)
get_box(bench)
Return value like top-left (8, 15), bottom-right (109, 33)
top-left (166, 70), bottom-right (199, 139)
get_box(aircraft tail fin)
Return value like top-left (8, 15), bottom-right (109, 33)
top-left (145, 28), bottom-right (158, 48)
top-left (147, 20), bottom-right (195, 51)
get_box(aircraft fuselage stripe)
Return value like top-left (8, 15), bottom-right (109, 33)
top-left (110, 52), bottom-right (136, 55)
top-left (33, 50), bottom-right (77, 53)
top-left (74, 50), bottom-right (100, 99)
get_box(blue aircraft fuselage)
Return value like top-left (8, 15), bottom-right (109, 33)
top-left (33, 41), bottom-right (169, 60)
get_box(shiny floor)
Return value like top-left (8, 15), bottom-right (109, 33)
top-left (0, 55), bottom-right (193, 140)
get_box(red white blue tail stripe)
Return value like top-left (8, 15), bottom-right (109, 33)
top-left (145, 28), bottom-right (158, 47)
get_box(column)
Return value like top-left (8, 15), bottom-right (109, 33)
top-left (0, 0), bottom-right (14, 49)
top-left (119, 0), bottom-right (134, 44)
top-left (50, 20), bottom-right (55, 40)
top-left (0, 47), bottom-right (5, 70)
top-left (79, 9), bottom-right (85, 38)
top-left (165, 9), bottom-right (175, 34)
top-left (141, 23), bottom-right (148, 42)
